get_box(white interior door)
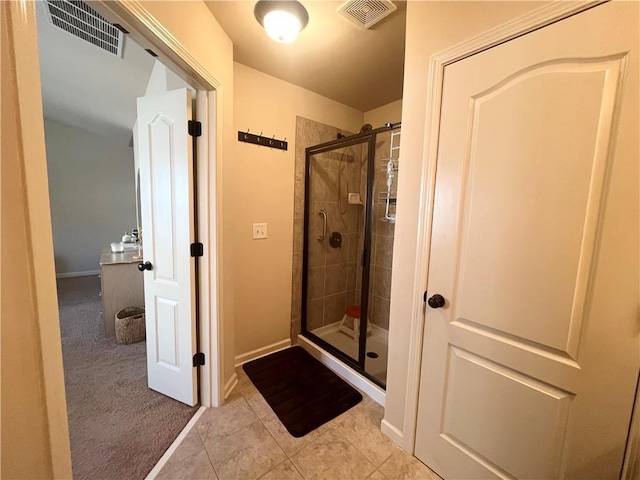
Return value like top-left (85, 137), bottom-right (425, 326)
top-left (136, 88), bottom-right (197, 406)
top-left (415, 3), bottom-right (639, 479)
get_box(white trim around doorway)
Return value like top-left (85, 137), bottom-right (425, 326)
top-left (93, 1), bottom-right (224, 407)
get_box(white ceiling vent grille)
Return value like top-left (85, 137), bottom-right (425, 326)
top-left (337, 0), bottom-right (397, 29)
top-left (44, 0), bottom-right (124, 56)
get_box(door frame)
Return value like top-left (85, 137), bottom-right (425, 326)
top-left (89, 1), bottom-right (224, 408)
top-left (15, 0), bottom-right (224, 433)
top-left (398, 1), bottom-right (638, 474)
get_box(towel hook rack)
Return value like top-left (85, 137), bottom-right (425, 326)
top-left (237, 129), bottom-right (288, 151)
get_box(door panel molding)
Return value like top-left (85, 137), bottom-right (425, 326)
top-left (450, 318), bottom-right (580, 368)
top-left (441, 347), bottom-right (574, 479)
top-left (149, 114), bottom-right (179, 283)
top-left (451, 56), bottom-right (626, 360)
top-left (400, 0), bottom-right (605, 454)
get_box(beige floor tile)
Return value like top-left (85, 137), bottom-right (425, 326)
top-left (290, 428), bottom-right (376, 480)
top-left (334, 404), bottom-right (396, 466)
top-left (242, 387), bottom-right (274, 419)
top-left (156, 449), bottom-right (218, 480)
top-left (157, 371), bottom-right (412, 480)
top-left (196, 393), bottom-right (258, 446)
top-left (259, 460), bottom-right (304, 480)
top-left (237, 368), bottom-right (275, 418)
top-left (362, 398), bottom-right (384, 420)
top-left (368, 470), bottom-right (389, 480)
top-left (171, 428), bottom-right (206, 463)
top-left (379, 450), bottom-right (442, 480)
top-left (211, 421), bottom-right (286, 480)
top-left (260, 409), bottom-right (328, 457)
top-left (236, 368), bottom-right (255, 392)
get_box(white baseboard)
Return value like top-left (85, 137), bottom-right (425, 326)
top-left (145, 405), bottom-right (206, 480)
top-left (381, 418), bottom-right (404, 448)
top-left (56, 270), bottom-right (100, 279)
top-left (223, 372), bottom-right (238, 400)
top-left (298, 334), bottom-right (386, 407)
top-left (234, 338), bottom-right (291, 367)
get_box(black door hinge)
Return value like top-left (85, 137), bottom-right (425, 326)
top-left (190, 242), bottom-right (203, 257)
top-left (193, 352), bottom-right (205, 367)
top-left (188, 120), bottom-right (202, 137)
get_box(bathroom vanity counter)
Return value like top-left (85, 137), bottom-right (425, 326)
top-left (99, 248), bottom-right (142, 266)
top-left (100, 248), bottom-right (145, 337)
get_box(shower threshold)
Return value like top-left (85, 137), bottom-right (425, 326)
top-left (298, 334), bottom-right (386, 406)
top-left (307, 320), bottom-right (388, 385)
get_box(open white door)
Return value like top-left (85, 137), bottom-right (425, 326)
top-left (136, 88), bottom-right (197, 406)
top-left (415, 2), bottom-right (639, 479)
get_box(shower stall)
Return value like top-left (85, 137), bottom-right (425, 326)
top-left (301, 123), bottom-right (400, 388)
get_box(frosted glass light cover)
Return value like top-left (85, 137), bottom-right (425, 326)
top-left (263, 10), bottom-right (301, 43)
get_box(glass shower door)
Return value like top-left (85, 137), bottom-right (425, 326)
top-left (363, 127), bottom-right (400, 386)
top-left (302, 125), bottom-right (399, 389)
top-left (302, 138), bottom-right (370, 366)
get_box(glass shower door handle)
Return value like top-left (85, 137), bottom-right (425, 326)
top-left (317, 210), bottom-right (327, 241)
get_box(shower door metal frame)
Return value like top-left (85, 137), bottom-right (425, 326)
top-left (301, 123), bottom-right (400, 389)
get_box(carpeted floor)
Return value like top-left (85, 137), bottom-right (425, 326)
top-left (57, 276), bottom-right (198, 480)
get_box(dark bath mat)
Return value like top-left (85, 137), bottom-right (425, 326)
top-left (243, 346), bottom-right (362, 437)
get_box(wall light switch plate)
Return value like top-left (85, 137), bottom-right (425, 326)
top-left (252, 223), bottom-right (267, 239)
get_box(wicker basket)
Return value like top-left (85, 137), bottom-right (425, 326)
top-left (115, 306), bottom-right (146, 345)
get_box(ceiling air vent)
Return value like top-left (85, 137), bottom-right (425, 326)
top-left (337, 0), bottom-right (397, 29)
top-left (44, 0), bottom-right (124, 57)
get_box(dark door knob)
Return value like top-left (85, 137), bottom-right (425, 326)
top-left (428, 294), bottom-right (446, 308)
top-left (138, 261), bottom-right (152, 271)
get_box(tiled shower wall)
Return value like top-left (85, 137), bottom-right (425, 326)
top-left (368, 130), bottom-right (398, 330)
top-left (305, 146), bottom-right (365, 332)
top-left (291, 118), bottom-right (398, 343)
top-left (290, 117), bottom-right (355, 343)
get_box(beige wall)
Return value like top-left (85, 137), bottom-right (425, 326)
top-left (364, 99), bottom-right (403, 127)
top-left (385, 0), bottom-right (544, 446)
top-left (233, 62), bottom-right (363, 357)
top-left (45, 119), bottom-right (137, 275)
top-left (1, 2), bottom-right (72, 477)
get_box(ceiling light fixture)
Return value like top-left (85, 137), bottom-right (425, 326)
top-left (254, 0), bottom-right (309, 44)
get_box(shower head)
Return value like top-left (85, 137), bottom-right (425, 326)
top-left (359, 124), bottom-right (373, 134)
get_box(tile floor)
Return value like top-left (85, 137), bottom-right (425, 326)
top-left (156, 368), bottom-right (441, 480)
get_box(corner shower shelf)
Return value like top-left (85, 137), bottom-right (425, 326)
top-left (378, 128), bottom-right (401, 224)
top-left (377, 192), bottom-right (397, 204)
top-left (380, 159), bottom-right (399, 172)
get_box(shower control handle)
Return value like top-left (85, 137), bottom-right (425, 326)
top-left (317, 210), bottom-right (327, 241)
top-left (427, 294), bottom-right (446, 309)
